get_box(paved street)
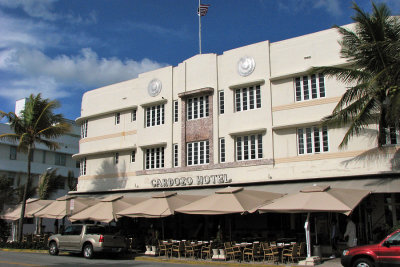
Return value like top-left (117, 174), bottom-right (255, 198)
top-left (0, 250), bottom-right (342, 267)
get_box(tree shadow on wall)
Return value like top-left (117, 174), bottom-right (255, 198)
top-left (85, 158), bottom-right (128, 191)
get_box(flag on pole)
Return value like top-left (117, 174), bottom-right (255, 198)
top-left (197, 4), bottom-right (210, 16)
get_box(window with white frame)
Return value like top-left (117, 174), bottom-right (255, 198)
top-left (235, 85), bottom-right (261, 112)
top-left (115, 153), bottom-right (119, 164)
top-left (145, 104), bottom-right (165, 127)
top-left (384, 126), bottom-right (400, 145)
top-left (173, 144), bottom-right (178, 167)
top-left (145, 147), bottom-right (165, 170)
top-left (236, 134), bottom-right (263, 161)
top-left (131, 150), bottom-right (136, 163)
top-left (219, 138), bottom-right (225, 163)
top-left (174, 100), bottom-right (178, 122)
top-left (115, 112), bottom-right (120, 125)
top-left (55, 153), bottom-right (66, 166)
top-left (80, 157), bottom-right (87, 176)
top-left (297, 126), bottom-right (329, 155)
top-left (131, 109), bottom-right (137, 122)
top-left (187, 140), bottom-right (209, 166)
top-left (81, 120), bottom-right (88, 138)
top-left (187, 96), bottom-right (209, 120)
top-left (219, 90), bottom-right (224, 114)
top-left (10, 146), bottom-right (16, 160)
top-left (295, 73), bottom-right (325, 102)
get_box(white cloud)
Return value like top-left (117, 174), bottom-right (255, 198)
top-left (277, 0), bottom-right (342, 17)
top-left (314, 0), bottom-right (342, 16)
top-left (0, 47), bottom-right (166, 103)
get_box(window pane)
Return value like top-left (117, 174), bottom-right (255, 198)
top-left (295, 78), bottom-right (302, 101)
top-left (242, 88), bottom-right (248, 111)
top-left (319, 73), bottom-right (325, 97)
top-left (322, 126), bottom-right (329, 152)
top-left (298, 129), bottom-right (304, 155)
top-left (306, 128), bottom-right (312, 153)
top-left (314, 127), bottom-right (321, 153)
top-left (311, 74), bottom-right (317, 99)
top-left (219, 91), bottom-right (224, 114)
top-left (303, 76), bottom-right (309, 100)
top-left (235, 90), bottom-right (241, 112)
top-left (256, 85), bottom-right (261, 108)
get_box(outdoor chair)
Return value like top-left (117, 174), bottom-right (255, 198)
top-left (158, 240), bottom-right (170, 257)
top-left (200, 242), bottom-right (213, 259)
top-left (224, 242), bottom-right (241, 261)
top-left (297, 242), bottom-right (306, 260)
top-left (243, 242), bottom-right (260, 262)
top-left (282, 243), bottom-right (298, 263)
top-left (184, 243), bottom-right (199, 259)
top-left (171, 242), bottom-right (185, 258)
top-left (263, 243), bottom-right (279, 263)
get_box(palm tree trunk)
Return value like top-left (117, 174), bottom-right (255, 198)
top-left (17, 145), bottom-right (32, 242)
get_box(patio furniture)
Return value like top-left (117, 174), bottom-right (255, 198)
top-left (201, 242), bottom-right (213, 259)
top-left (158, 240), bottom-right (170, 257)
top-left (282, 243), bottom-right (298, 263)
top-left (297, 242), bottom-right (307, 260)
top-left (171, 242), bottom-right (185, 258)
top-left (264, 243), bottom-right (280, 263)
top-left (243, 242), bottom-right (260, 262)
top-left (184, 242), bottom-right (199, 259)
top-left (224, 242), bottom-right (241, 261)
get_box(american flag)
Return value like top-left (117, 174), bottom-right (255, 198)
top-left (197, 4), bottom-right (210, 16)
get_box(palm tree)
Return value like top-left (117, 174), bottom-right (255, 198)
top-left (66, 170), bottom-right (77, 191)
top-left (312, 2), bottom-right (400, 148)
top-left (0, 94), bottom-right (70, 242)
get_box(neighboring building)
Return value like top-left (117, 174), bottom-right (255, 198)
top-left (73, 24), bottom-right (400, 244)
top-left (0, 99), bottom-right (80, 233)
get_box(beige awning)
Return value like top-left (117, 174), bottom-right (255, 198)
top-left (0, 198), bottom-right (54, 221)
top-left (117, 192), bottom-right (203, 218)
top-left (256, 185), bottom-right (371, 215)
top-left (34, 196), bottom-right (98, 219)
top-left (176, 186), bottom-right (284, 215)
top-left (69, 195), bottom-right (146, 223)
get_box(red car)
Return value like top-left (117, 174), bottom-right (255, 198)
top-left (341, 229), bottom-right (400, 267)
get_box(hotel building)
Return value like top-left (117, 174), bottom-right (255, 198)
top-left (73, 24), bottom-right (400, 244)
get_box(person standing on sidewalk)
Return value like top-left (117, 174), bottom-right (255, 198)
top-left (344, 217), bottom-right (357, 247)
top-left (330, 219), bottom-right (339, 258)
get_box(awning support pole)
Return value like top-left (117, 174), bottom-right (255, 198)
top-left (305, 212), bottom-right (311, 258)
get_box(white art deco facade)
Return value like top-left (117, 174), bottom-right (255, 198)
top-left (74, 24), bottom-right (400, 230)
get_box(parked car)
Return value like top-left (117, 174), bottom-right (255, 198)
top-left (341, 228), bottom-right (400, 267)
top-left (48, 224), bottom-right (127, 259)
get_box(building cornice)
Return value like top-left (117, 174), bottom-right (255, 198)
top-left (72, 145), bottom-right (136, 159)
top-left (228, 79), bottom-right (265, 89)
top-left (178, 87), bottom-right (214, 98)
top-left (76, 105), bottom-right (138, 124)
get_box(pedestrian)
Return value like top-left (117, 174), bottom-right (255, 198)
top-left (330, 219), bottom-right (339, 258)
top-left (344, 217), bottom-right (357, 247)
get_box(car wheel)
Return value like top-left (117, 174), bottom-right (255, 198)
top-left (48, 241), bottom-right (59, 256)
top-left (353, 258), bottom-right (374, 267)
top-left (83, 243), bottom-right (94, 259)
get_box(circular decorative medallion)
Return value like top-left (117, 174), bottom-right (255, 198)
top-left (237, 56), bottom-right (255, 77)
top-left (147, 79), bottom-right (162, 97)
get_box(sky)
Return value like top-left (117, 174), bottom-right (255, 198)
top-left (0, 0), bottom-right (399, 121)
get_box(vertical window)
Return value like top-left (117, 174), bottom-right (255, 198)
top-left (80, 158), bottom-right (87, 176)
top-left (297, 126), bottom-right (329, 155)
top-left (10, 146), bottom-right (17, 160)
top-left (187, 96), bottom-right (209, 120)
top-left (131, 109), bottom-right (137, 122)
top-left (235, 134), bottom-right (263, 161)
top-left (81, 120), bottom-right (88, 138)
top-left (173, 144), bottom-right (178, 167)
top-left (235, 85), bottom-right (261, 112)
top-left (145, 105), bottom-right (165, 127)
top-left (384, 126), bottom-right (400, 145)
top-left (219, 138), bottom-right (225, 163)
top-left (174, 100), bottom-right (178, 122)
top-left (294, 73), bottom-right (326, 102)
top-left (55, 153), bottom-right (66, 166)
top-left (131, 151), bottom-right (136, 163)
top-left (115, 153), bottom-right (119, 164)
top-left (115, 113), bottom-right (120, 125)
top-left (145, 147), bottom-right (165, 170)
top-left (219, 91), bottom-right (224, 115)
top-left (186, 140), bottom-right (209, 166)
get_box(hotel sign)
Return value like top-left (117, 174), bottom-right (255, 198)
top-left (150, 174), bottom-right (231, 188)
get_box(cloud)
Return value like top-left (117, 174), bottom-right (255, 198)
top-left (0, 47), bottom-right (166, 102)
top-left (0, 0), bottom-right (97, 24)
top-left (277, 0), bottom-right (342, 17)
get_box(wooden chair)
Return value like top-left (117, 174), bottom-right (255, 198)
top-left (282, 243), bottom-right (298, 263)
top-left (171, 242), bottom-right (184, 258)
top-left (224, 242), bottom-right (241, 261)
top-left (243, 242), bottom-right (260, 262)
top-left (184, 243), bottom-right (199, 259)
top-left (200, 242), bottom-right (213, 259)
top-left (263, 243), bottom-right (279, 263)
top-left (158, 240), bottom-right (170, 257)
top-left (297, 242), bottom-right (306, 260)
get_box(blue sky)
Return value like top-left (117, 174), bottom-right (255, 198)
top-left (0, 0), bottom-right (399, 120)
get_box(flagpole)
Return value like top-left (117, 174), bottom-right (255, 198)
top-left (198, 0), bottom-right (202, 54)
